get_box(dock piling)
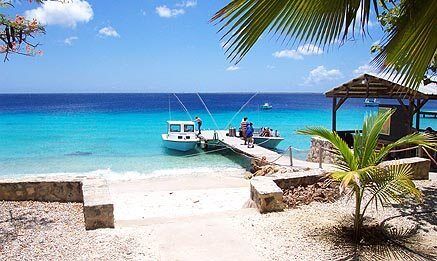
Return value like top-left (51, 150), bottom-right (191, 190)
top-left (318, 147), bottom-right (324, 169)
top-left (289, 146), bottom-right (293, 166)
top-left (417, 145), bottom-right (423, 158)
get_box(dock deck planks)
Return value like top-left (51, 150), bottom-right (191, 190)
top-left (199, 130), bottom-right (328, 169)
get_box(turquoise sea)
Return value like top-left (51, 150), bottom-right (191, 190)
top-left (1, 93), bottom-right (436, 178)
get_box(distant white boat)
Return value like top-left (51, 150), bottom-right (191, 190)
top-left (364, 98), bottom-right (379, 107)
top-left (260, 102), bottom-right (272, 110)
top-left (162, 121), bottom-right (198, 152)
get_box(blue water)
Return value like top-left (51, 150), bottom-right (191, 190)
top-left (1, 93), bottom-right (436, 178)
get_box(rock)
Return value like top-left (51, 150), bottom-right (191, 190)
top-left (282, 181), bottom-right (340, 209)
top-left (244, 172), bottom-right (253, 179)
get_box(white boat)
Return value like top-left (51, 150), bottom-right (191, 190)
top-left (253, 128), bottom-right (284, 149)
top-left (253, 136), bottom-right (284, 149)
top-left (364, 98), bottom-right (379, 107)
top-left (260, 102), bottom-right (272, 110)
top-left (162, 121), bottom-right (198, 152)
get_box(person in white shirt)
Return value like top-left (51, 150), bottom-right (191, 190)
top-left (195, 116), bottom-right (202, 135)
top-left (240, 117), bottom-right (248, 145)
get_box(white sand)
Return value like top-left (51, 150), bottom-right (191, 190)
top-left (108, 174), bottom-right (252, 222)
top-left (106, 171), bottom-right (263, 260)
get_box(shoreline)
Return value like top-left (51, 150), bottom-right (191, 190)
top-left (0, 166), bottom-right (247, 182)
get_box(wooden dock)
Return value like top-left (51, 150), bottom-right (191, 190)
top-left (199, 130), bottom-right (327, 169)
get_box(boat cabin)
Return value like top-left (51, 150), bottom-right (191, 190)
top-left (166, 120), bottom-right (196, 139)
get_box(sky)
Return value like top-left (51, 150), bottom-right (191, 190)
top-left (1, 0), bottom-right (384, 93)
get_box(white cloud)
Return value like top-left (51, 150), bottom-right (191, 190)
top-left (273, 44), bottom-right (323, 60)
top-left (353, 63), bottom-right (376, 75)
top-left (155, 5), bottom-right (185, 18)
top-left (304, 66), bottom-right (343, 85)
top-left (64, 36), bottom-right (78, 45)
top-left (226, 65), bottom-right (240, 71)
top-left (273, 49), bottom-right (303, 60)
top-left (266, 65), bottom-right (275, 69)
top-left (24, 0), bottom-right (93, 28)
top-left (176, 0), bottom-right (197, 8)
top-left (297, 44), bottom-right (323, 55)
top-left (98, 26), bottom-right (120, 38)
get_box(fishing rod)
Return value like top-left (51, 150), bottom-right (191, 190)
top-left (225, 92), bottom-right (259, 129)
top-left (168, 94), bottom-right (172, 120)
top-left (173, 93), bottom-right (193, 121)
top-left (196, 93), bottom-right (220, 130)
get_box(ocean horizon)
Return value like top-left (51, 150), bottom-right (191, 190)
top-left (1, 93), bottom-right (436, 178)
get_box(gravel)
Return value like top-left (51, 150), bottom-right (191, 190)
top-left (0, 201), bottom-right (158, 260)
top-left (237, 180), bottom-right (437, 261)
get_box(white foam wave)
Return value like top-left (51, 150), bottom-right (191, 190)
top-left (5, 166), bottom-right (246, 181)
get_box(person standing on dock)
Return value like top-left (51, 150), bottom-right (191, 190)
top-left (195, 116), bottom-right (202, 135)
top-left (240, 117), bottom-right (248, 145)
top-left (246, 122), bottom-right (254, 148)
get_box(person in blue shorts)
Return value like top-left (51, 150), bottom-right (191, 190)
top-left (246, 122), bottom-right (254, 148)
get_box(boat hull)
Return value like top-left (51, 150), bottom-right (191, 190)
top-left (253, 137), bottom-right (283, 149)
top-left (162, 134), bottom-right (197, 152)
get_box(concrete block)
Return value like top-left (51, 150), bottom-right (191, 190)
top-left (250, 177), bottom-right (284, 213)
top-left (380, 157), bottom-right (431, 180)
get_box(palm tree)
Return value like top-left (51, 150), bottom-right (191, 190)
top-left (297, 109), bottom-right (434, 241)
top-left (211, 0), bottom-right (437, 88)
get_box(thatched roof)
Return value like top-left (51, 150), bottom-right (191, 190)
top-left (325, 74), bottom-right (437, 100)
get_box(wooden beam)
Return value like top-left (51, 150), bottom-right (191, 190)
top-left (365, 75), bottom-right (370, 97)
top-left (335, 97), bottom-right (347, 111)
top-left (332, 97), bottom-right (337, 131)
top-left (415, 99), bottom-right (428, 130)
top-left (408, 99), bottom-right (415, 129)
top-left (396, 98), bottom-right (409, 113)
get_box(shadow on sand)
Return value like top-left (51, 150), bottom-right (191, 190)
top-left (0, 209), bottom-right (55, 245)
top-left (318, 185), bottom-right (436, 260)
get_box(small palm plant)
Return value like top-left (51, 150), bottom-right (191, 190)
top-left (298, 109), bottom-right (434, 241)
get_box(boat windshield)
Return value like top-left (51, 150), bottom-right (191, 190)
top-left (169, 124), bottom-right (181, 132)
top-left (184, 124), bottom-right (195, 132)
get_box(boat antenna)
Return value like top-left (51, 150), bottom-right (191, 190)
top-left (173, 93), bottom-right (193, 120)
top-left (225, 92), bottom-right (258, 129)
top-left (196, 93), bottom-right (220, 130)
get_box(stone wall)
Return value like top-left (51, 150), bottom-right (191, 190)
top-left (379, 157), bottom-right (431, 180)
top-left (273, 170), bottom-right (325, 190)
top-left (306, 137), bottom-right (337, 164)
top-left (250, 170), bottom-right (326, 213)
top-left (0, 180), bottom-right (83, 202)
top-left (0, 176), bottom-right (114, 230)
top-left (250, 177), bottom-right (284, 213)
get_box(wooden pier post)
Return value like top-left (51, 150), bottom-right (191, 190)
top-left (417, 145), bottom-right (423, 158)
top-left (318, 147), bottom-right (324, 169)
top-left (289, 146), bottom-right (293, 167)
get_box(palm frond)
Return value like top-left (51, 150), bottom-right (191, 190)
top-left (298, 126), bottom-right (357, 170)
top-left (211, 0), bottom-right (374, 63)
top-left (212, 0), bottom-right (436, 89)
top-left (357, 109), bottom-right (394, 167)
top-left (375, 132), bottom-right (436, 164)
top-left (372, 0), bottom-right (437, 89)
top-left (362, 164), bottom-right (422, 215)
